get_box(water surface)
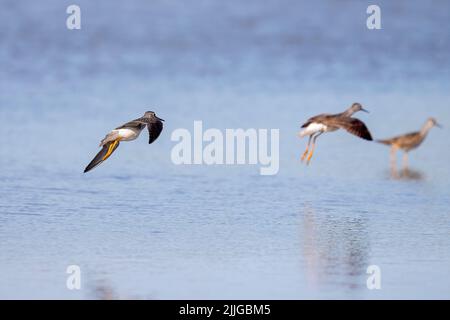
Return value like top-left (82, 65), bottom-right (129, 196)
top-left (0, 0), bottom-right (449, 299)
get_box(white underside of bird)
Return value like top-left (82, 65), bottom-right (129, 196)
top-left (299, 122), bottom-right (337, 138)
top-left (115, 128), bottom-right (141, 141)
top-left (100, 128), bottom-right (142, 146)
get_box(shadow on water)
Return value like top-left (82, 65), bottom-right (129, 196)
top-left (90, 280), bottom-right (153, 300)
top-left (300, 204), bottom-right (370, 292)
top-left (388, 167), bottom-right (425, 181)
top-left (92, 281), bottom-right (119, 300)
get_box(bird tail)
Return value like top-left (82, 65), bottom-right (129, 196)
top-left (84, 140), bottom-right (120, 173)
top-left (376, 139), bottom-right (393, 145)
top-left (298, 129), bottom-right (308, 138)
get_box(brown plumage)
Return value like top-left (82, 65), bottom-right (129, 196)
top-left (84, 111), bottom-right (164, 173)
top-left (328, 117), bottom-right (373, 141)
top-left (377, 117), bottom-right (441, 170)
top-left (378, 132), bottom-right (426, 151)
top-left (115, 117), bottom-right (164, 144)
top-left (298, 103), bottom-right (373, 165)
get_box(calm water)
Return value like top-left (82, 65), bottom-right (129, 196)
top-left (0, 0), bottom-right (449, 299)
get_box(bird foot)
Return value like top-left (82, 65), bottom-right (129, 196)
top-left (300, 149), bottom-right (309, 162)
top-left (103, 140), bottom-right (119, 161)
top-left (306, 152), bottom-right (314, 165)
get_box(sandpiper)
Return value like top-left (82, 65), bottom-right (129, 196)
top-left (84, 111), bottom-right (164, 173)
top-left (377, 118), bottom-right (441, 170)
top-left (298, 103), bottom-right (373, 165)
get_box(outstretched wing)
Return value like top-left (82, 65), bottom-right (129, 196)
top-left (335, 118), bottom-right (373, 141)
top-left (301, 114), bottom-right (329, 128)
top-left (115, 119), bottom-right (146, 130)
top-left (84, 140), bottom-right (120, 173)
top-left (147, 120), bottom-right (164, 144)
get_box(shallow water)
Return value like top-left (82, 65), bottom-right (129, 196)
top-left (0, 0), bottom-right (449, 299)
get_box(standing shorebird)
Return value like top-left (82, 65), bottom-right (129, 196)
top-left (377, 118), bottom-right (441, 171)
top-left (84, 111), bottom-right (164, 173)
top-left (298, 103), bottom-right (373, 165)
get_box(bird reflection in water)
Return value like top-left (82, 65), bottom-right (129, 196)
top-left (389, 167), bottom-right (425, 181)
top-left (301, 204), bottom-right (370, 292)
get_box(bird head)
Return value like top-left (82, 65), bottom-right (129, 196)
top-left (350, 102), bottom-right (369, 113)
top-left (427, 117), bottom-right (441, 129)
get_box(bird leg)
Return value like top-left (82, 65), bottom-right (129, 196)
top-left (306, 132), bottom-right (323, 165)
top-left (301, 135), bottom-right (313, 162)
top-left (103, 139), bottom-right (120, 161)
top-left (402, 152), bottom-right (409, 172)
top-left (390, 146), bottom-right (397, 168)
top-left (390, 146), bottom-right (399, 178)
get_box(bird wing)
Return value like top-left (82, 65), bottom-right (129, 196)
top-left (84, 140), bottom-right (120, 173)
top-left (114, 116), bottom-right (163, 143)
top-left (147, 119), bottom-right (164, 144)
top-left (301, 114), bottom-right (329, 128)
top-left (115, 119), bottom-right (147, 130)
top-left (334, 117), bottom-right (373, 141)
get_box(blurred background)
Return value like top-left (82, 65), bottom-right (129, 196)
top-left (0, 0), bottom-right (449, 299)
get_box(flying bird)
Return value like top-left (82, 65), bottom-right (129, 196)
top-left (84, 111), bottom-right (164, 173)
top-left (377, 117), bottom-right (441, 170)
top-left (298, 103), bottom-right (373, 165)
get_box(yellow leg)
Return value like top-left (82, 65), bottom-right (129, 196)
top-left (403, 152), bottom-right (409, 171)
top-left (306, 132), bottom-right (322, 165)
top-left (301, 147), bottom-right (309, 162)
top-left (102, 140), bottom-right (119, 161)
top-left (306, 149), bottom-right (314, 165)
top-left (301, 135), bottom-right (313, 162)
top-left (390, 146), bottom-right (397, 168)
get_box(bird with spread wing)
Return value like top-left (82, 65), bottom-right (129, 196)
top-left (298, 103), bottom-right (373, 165)
top-left (84, 111), bottom-right (164, 173)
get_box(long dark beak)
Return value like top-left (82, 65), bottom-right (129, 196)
top-left (157, 116), bottom-right (165, 122)
top-left (436, 123), bottom-right (442, 128)
top-left (361, 108), bottom-right (369, 113)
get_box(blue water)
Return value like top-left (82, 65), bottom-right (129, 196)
top-left (0, 0), bottom-right (449, 299)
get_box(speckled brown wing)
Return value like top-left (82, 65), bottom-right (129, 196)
top-left (334, 117), bottom-right (373, 141)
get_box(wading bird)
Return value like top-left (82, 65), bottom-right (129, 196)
top-left (299, 103), bottom-right (373, 165)
top-left (84, 111), bottom-right (164, 173)
top-left (377, 118), bottom-right (441, 171)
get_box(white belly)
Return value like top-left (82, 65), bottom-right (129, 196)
top-left (299, 122), bottom-right (327, 137)
top-left (115, 128), bottom-right (141, 141)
